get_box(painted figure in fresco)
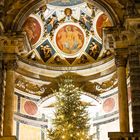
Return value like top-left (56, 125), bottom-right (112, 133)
top-left (80, 13), bottom-right (91, 30)
top-left (87, 3), bottom-right (95, 17)
top-left (72, 27), bottom-right (83, 49)
top-left (89, 42), bottom-right (100, 60)
top-left (57, 25), bottom-right (84, 54)
top-left (23, 17), bottom-right (41, 45)
top-left (96, 14), bottom-right (111, 38)
top-left (45, 14), bottom-right (58, 33)
top-left (40, 44), bottom-right (52, 59)
top-left (102, 15), bottom-right (111, 27)
top-left (23, 22), bottom-right (36, 41)
top-left (78, 55), bottom-right (89, 64)
top-left (64, 8), bottom-right (72, 21)
top-left (54, 56), bottom-right (63, 64)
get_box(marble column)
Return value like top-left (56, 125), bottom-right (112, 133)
top-left (3, 60), bottom-right (17, 136)
top-left (115, 54), bottom-right (129, 132)
top-left (0, 32), bottom-right (27, 138)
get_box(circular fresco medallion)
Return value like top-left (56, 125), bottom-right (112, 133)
top-left (55, 24), bottom-right (85, 56)
top-left (24, 101), bottom-right (38, 115)
top-left (96, 14), bottom-right (112, 38)
top-left (103, 97), bottom-right (115, 113)
top-left (22, 16), bottom-right (41, 45)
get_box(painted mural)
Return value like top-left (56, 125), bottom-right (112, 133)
top-left (22, 2), bottom-right (113, 66)
top-left (86, 38), bottom-right (102, 60)
top-left (96, 14), bottom-right (112, 38)
top-left (56, 24), bottom-right (84, 55)
top-left (36, 40), bottom-right (55, 63)
top-left (22, 17), bottom-right (41, 45)
top-left (44, 12), bottom-right (58, 34)
top-left (80, 12), bottom-right (93, 31)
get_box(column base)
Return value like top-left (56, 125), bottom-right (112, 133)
top-left (0, 136), bottom-right (16, 140)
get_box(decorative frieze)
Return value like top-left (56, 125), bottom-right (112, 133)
top-left (15, 73), bottom-right (118, 96)
top-left (0, 32), bottom-right (31, 55)
top-left (15, 76), bottom-right (47, 96)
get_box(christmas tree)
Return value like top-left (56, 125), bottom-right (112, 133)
top-left (47, 78), bottom-right (90, 140)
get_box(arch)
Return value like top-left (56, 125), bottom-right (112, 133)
top-left (12, 0), bottom-right (47, 31)
top-left (38, 92), bottom-right (102, 113)
top-left (86, 0), bottom-right (120, 26)
top-left (12, 0), bottom-right (120, 31)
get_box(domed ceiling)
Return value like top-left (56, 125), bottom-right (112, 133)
top-left (14, 3), bottom-right (121, 138)
top-left (21, 1), bottom-right (112, 67)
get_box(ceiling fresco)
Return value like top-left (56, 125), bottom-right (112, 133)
top-left (22, 2), bottom-right (112, 66)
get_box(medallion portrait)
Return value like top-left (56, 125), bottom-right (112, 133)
top-left (56, 24), bottom-right (84, 55)
top-left (22, 17), bottom-right (41, 45)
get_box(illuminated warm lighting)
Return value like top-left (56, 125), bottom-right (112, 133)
top-left (62, 135), bottom-right (65, 139)
top-left (70, 134), bottom-right (73, 137)
top-left (73, 112), bottom-right (76, 116)
top-left (77, 132), bottom-right (80, 136)
top-left (82, 132), bottom-right (85, 135)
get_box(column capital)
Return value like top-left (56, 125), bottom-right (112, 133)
top-left (0, 32), bottom-right (31, 55)
top-left (103, 17), bottom-right (140, 52)
top-left (115, 55), bottom-right (127, 67)
top-left (4, 59), bottom-right (18, 71)
top-left (114, 48), bottom-right (128, 67)
top-left (0, 32), bottom-right (31, 68)
top-left (103, 27), bottom-right (128, 52)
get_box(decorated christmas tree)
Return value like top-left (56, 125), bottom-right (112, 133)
top-left (47, 78), bottom-right (90, 140)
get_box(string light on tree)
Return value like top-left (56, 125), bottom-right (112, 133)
top-left (47, 78), bottom-right (91, 140)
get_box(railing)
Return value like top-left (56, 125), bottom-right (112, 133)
top-left (108, 132), bottom-right (140, 140)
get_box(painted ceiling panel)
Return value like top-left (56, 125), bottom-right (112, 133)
top-left (21, 2), bottom-right (112, 67)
